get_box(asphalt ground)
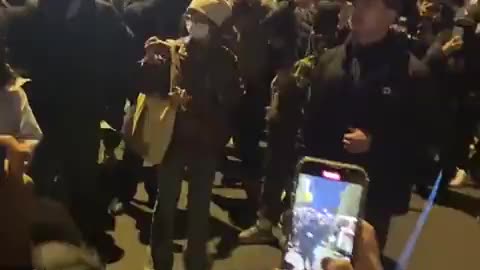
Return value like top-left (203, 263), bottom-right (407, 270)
top-left (107, 172), bottom-right (480, 270)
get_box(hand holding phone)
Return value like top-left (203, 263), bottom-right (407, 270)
top-left (319, 221), bottom-right (382, 270)
top-left (343, 128), bottom-right (371, 154)
top-left (284, 158), bottom-right (369, 270)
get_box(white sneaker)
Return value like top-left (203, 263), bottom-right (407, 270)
top-left (450, 168), bottom-right (470, 187)
top-left (238, 219), bottom-right (276, 244)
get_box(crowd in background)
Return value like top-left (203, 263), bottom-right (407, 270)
top-left (0, 0), bottom-right (479, 269)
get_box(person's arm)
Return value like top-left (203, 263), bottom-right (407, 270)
top-left (0, 136), bottom-right (23, 180)
top-left (0, 82), bottom-right (41, 149)
top-left (2, 87), bottom-right (41, 179)
top-left (0, 133), bottom-right (31, 180)
top-left (262, 0), bottom-right (298, 71)
top-left (98, 1), bottom-right (141, 115)
top-left (422, 33), bottom-right (463, 76)
top-left (216, 48), bottom-right (243, 113)
top-left (0, 134), bottom-right (17, 149)
top-left (322, 221), bottom-right (383, 270)
top-left (422, 41), bottom-right (448, 74)
top-left (16, 88), bottom-right (42, 144)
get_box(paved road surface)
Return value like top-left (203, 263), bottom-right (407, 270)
top-left (106, 171), bottom-right (480, 270)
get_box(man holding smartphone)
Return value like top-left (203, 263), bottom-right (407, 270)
top-left (240, 0), bottom-right (438, 253)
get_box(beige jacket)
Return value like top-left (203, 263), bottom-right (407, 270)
top-left (125, 93), bottom-right (176, 166)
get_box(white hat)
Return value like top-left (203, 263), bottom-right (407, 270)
top-left (188, 0), bottom-right (232, 27)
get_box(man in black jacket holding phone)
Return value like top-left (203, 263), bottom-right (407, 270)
top-left (240, 0), bottom-right (439, 251)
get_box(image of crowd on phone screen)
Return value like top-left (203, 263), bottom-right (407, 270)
top-left (284, 174), bottom-right (362, 270)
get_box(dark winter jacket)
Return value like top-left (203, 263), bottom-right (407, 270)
top-left (123, 0), bottom-right (190, 43)
top-left (225, 0), bottom-right (274, 83)
top-left (271, 31), bottom-right (439, 213)
top-left (142, 38), bottom-right (242, 153)
top-left (6, 0), bottom-right (136, 114)
top-left (263, 0), bottom-right (298, 70)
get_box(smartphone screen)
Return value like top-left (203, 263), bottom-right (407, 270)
top-left (284, 172), bottom-right (364, 270)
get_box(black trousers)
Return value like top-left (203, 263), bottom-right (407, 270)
top-left (440, 103), bottom-right (476, 189)
top-left (235, 80), bottom-right (270, 174)
top-left (233, 80), bottom-right (270, 207)
top-left (260, 120), bottom-right (299, 224)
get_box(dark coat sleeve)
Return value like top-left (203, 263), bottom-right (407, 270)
top-left (269, 47), bottom-right (338, 147)
top-left (218, 48), bottom-right (243, 112)
top-left (406, 55), bottom-right (441, 160)
top-left (189, 46), bottom-right (243, 118)
top-left (97, 1), bottom-right (139, 109)
top-left (123, 0), bottom-right (189, 41)
top-left (421, 30), bottom-right (453, 77)
top-left (4, 3), bottom-right (37, 74)
top-left (262, 0), bottom-right (298, 68)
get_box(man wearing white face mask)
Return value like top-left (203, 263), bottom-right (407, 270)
top-left (141, 0), bottom-right (242, 269)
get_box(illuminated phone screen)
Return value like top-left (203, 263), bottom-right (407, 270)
top-left (284, 173), bottom-right (364, 270)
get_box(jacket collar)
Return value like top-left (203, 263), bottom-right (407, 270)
top-left (342, 31), bottom-right (404, 85)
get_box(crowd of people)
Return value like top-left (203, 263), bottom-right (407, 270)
top-left (0, 0), bottom-right (479, 269)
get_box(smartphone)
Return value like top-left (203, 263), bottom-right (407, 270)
top-left (283, 157), bottom-right (369, 270)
